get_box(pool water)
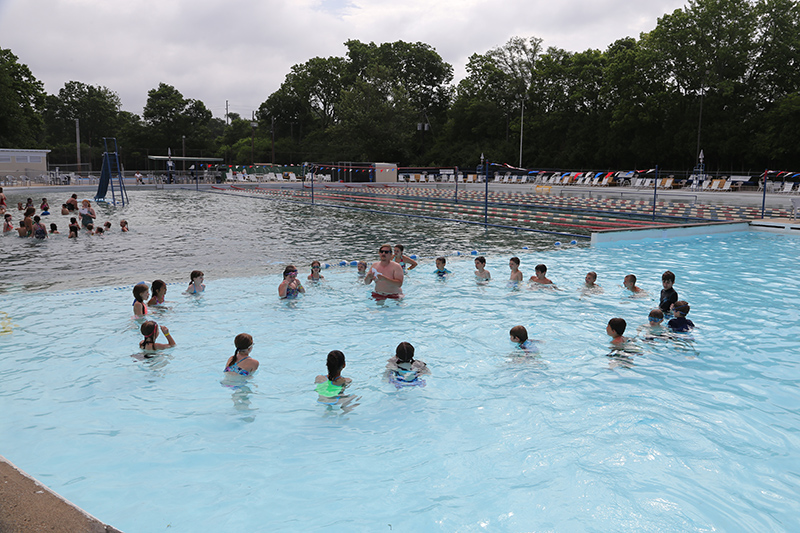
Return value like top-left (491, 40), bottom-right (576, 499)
top-left (1, 192), bottom-right (799, 531)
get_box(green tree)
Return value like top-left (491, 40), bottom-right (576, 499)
top-left (0, 48), bottom-right (46, 147)
top-left (142, 83), bottom-right (213, 156)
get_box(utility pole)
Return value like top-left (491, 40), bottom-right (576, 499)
top-left (226, 100), bottom-right (229, 125)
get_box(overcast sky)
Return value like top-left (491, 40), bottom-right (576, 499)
top-left (1, 0), bottom-right (687, 120)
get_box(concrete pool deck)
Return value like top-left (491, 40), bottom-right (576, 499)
top-left (0, 456), bottom-right (121, 533)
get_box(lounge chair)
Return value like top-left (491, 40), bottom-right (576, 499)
top-left (720, 179), bottom-right (731, 191)
top-left (792, 197), bottom-right (800, 219)
top-left (779, 182), bottom-right (795, 194)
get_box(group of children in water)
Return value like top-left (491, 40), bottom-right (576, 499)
top-left (132, 247), bottom-right (695, 408)
top-left (1, 191), bottom-right (129, 238)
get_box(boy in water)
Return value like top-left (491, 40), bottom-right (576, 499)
top-left (510, 325), bottom-right (538, 352)
top-left (668, 301), bottom-right (694, 332)
top-left (356, 261), bottom-right (367, 278)
top-left (659, 270), bottom-right (678, 314)
top-left (623, 274), bottom-right (644, 295)
top-left (474, 256), bottom-right (491, 280)
top-left (581, 271), bottom-right (603, 294)
top-left (529, 263), bottom-right (553, 285)
top-left (433, 256), bottom-right (451, 277)
top-left (606, 317), bottom-right (627, 345)
top-left (637, 308), bottom-right (667, 340)
top-left (509, 257), bottom-right (523, 282)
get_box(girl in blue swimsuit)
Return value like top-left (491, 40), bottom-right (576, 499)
top-left (224, 333), bottom-right (258, 376)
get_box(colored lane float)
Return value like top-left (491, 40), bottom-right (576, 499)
top-left (216, 185), bottom-right (792, 231)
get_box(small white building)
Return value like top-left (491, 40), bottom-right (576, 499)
top-left (374, 162), bottom-right (397, 183)
top-left (0, 148), bottom-right (51, 178)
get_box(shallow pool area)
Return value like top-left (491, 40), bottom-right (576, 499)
top-left (1, 191), bottom-right (800, 531)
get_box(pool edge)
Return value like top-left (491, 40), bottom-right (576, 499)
top-left (0, 455), bottom-right (123, 533)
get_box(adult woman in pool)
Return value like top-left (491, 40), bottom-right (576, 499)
top-left (278, 265), bottom-right (305, 299)
top-left (79, 200), bottom-right (96, 228)
top-left (139, 321), bottom-right (176, 350)
top-left (224, 333), bottom-right (259, 376)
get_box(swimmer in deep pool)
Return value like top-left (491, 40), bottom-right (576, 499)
top-left (224, 333), bottom-right (259, 376)
top-left (139, 321), bottom-right (176, 350)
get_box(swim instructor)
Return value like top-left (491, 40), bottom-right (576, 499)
top-left (365, 244), bottom-right (404, 300)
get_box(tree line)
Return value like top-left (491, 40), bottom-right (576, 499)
top-left (1, 0), bottom-right (799, 174)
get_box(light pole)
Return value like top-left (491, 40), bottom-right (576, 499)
top-left (182, 135), bottom-right (186, 173)
top-left (250, 121), bottom-right (257, 167)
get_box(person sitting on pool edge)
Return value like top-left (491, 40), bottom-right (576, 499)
top-left (307, 260), bottom-right (324, 281)
top-left (475, 256), bottom-right (491, 280)
top-left (668, 301), bottom-right (694, 332)
top-left (606, 317), bottom-right (627, 346)
top-left (365, 244), bottom-right (404, 300)
top-left (529, 263), bottom-right (553, 285)
top-left (224, 333), bottom-right (258, 376)
top-left (139, 320), bottom-right (175, 350)
top-left (187, 270), bottom-right (205, 294)
top-left (510, 325), bottom-right (538, 352)
top-left (393, 244), bottom-right (418, 271)
top-left (279, 265), bottom-right (305, 298)
top-left (433, 256), bottom-right (451, 277)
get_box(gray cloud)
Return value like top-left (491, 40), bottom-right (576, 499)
top-left (0, 0), bottom-right (686, 118)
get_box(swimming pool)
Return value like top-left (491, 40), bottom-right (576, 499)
top-left (1, 191), bottom-right (799, 531)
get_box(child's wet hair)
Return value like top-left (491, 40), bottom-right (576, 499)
top-left (326, 350), bottom-right (346, 379)
top-left (190, 270), bottom-right (203, 282)
top-left (649, 308), bottom-right (664, 320)
top-left (283, 265), bottom-right (297, 278)
top-left (395, 342), bottom-right (415, 363)
top-left (436, 256), bottom-right (446, 265)
top-left (151, 279), bottom-right (166, 295)
top-left (673, 300), bottom-right (690, 315)
top-left (510, 257), bottom-right (520, 266)
top-left (510, 325), bottom-right (528, 343)
top-left (475, 256), bottom-right (486, 265)
top-left (535, 264), bottom-right (547, 274)
top-left (133, 283), bottom-right (149, 303)
top-left (662, 270), bottom-right (675, 283)
top-left (608, 317), bottom-right (627, 336)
